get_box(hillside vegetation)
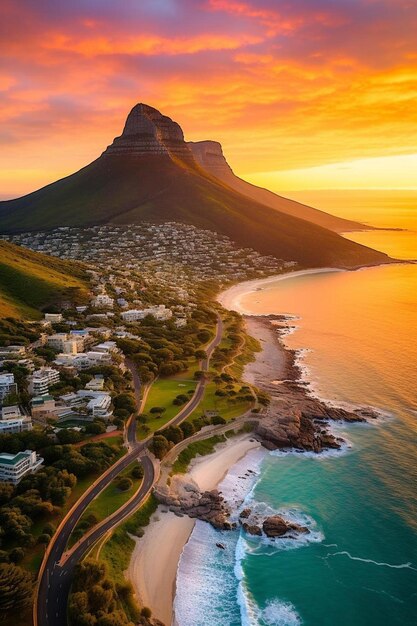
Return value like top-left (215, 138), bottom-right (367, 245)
top-left (0, 155), bottom-right (391, 269)
top-left (0, 241), bottom-right (89, 319)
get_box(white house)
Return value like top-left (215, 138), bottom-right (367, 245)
top-left (47, 333), bottom-right (84, 354)
top-left (0, 450), bottom-right (43, 484)
top-left (91, 294), bottom-right (114, 309)
top-left (0, 373), bottom-right (17, 402)
top-left (0, 417), bottom-right (32, 434)
top-left (1, 405), bottom-right (21, 420)
top-left (54, 351), bottom-right (112, 370)
top-left (29, 367), bottom-right (60, 396)
top-left (44, 313), bottom-right (63, 323)
top-left (85, 375), bottom-right (105, 391)
top-left (121, 305), bottom-right (172, 322)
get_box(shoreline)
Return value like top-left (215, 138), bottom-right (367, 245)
top-left (126, 267), bottom-right (379, 626)
top-left (126, 435), bottom-right (260, 625)
top-left (217, 267), bottom-right (345, 314)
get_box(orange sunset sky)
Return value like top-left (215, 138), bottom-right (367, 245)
top-left (1, 0), bottom-right (417, 197)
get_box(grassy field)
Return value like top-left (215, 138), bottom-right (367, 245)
top-left (187, 381), bottom-right (253, 423)
top-left (0, 240), bottom-right (88, 318)
top-left (137, 363), bottom-right (199, 438)
top-left (68, 460), bottom-right (142, 547)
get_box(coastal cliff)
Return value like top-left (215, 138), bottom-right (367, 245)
top-left (244, 315), bottom-right (375, 452)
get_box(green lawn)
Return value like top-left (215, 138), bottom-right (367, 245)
top-left (68, 461), bottom-right (143, 547)
top-left (187, 381), bottom-right (253, 424)
top-left (137, 364), bottom-right (199, 438)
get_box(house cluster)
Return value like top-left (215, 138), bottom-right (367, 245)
top-left (5, 222), bottom-right (294, 284)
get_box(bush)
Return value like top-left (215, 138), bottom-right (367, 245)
top-left (9, 547), bottom-right (25, 563)
top-left (117, 477), bottom-right (133, 492)
top-left (85, 421), bottom-right (106, 435)
top-left (37, 533), bottom-right (51, 545)
top-left (131, 465), bottom-right (144, 479)
top-left (149, 406), bottom-right (165, 414)
top-left (141, 607), bottom-right (152, 618)
top-left (0, 563), bottom-right (33, 610)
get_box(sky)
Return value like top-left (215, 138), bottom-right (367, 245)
top-left (1, 0), bottom-right (417, 197)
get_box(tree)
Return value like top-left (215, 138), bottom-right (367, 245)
top-left (149, 406), bottom-right (165, 414)
top-left (0, 482), bottom-right (14, 505)
top-left (180, 422), bottom-right (195, 438)
top-left (85, 421), bottom-right (106, 435)
top-left (131, 464), bottom-right (144, 479)
top-left (117, 477), bottom-right (132, 492)
top-left (37, 533), bottom-right (51, 545)
top-left (0, 563), bottom-right (33, 610)
top-left (150, 435), bottom-right (170, 460)
top-left (9, 547), bottom-right (25, 563)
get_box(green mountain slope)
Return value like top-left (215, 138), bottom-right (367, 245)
top-left (188, 140), bottom-right (370, 233)
top-left (0, 241), bottom-right (89, 319)
top-left (0, 104), bottom-right (392, 270)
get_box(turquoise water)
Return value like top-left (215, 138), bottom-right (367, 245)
top-left (175, 253), bottom-right (417, 625)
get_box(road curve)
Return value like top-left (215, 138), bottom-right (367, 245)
top-left (35, 313), bottom-right (222, 626)
top-left (37, 455), bottom-right (155, 626)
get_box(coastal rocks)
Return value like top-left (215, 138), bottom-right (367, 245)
top-left (244, 315), bottom-right (373, 454)
top-left (262, 515), bottom-right (309, 538)
top-left (242, 522), bottom-right (263, 536)
top-left (154, 476), bottom-right (232, 530)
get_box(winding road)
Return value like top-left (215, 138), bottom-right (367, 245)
top-left (35, 313), bottom-right (223, 626)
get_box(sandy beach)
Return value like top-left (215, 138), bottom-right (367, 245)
top-left (217, 267), bottom-right (344, 313)
top-left (126, 435), bottom-right (260, 625)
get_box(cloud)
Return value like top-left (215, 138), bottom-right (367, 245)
top-left (1, 0), bottom-right (416, 194)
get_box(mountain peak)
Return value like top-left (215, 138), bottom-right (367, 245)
top-left (103, 102), bottom-right (192, 159)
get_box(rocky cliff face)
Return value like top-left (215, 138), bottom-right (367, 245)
top-left (187, 140), bottom-right (234, 179)
top-left (104, 103), bottom-right (194, 160)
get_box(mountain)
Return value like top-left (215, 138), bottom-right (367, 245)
top-left (187, 140), bottom-right (368, 233)
top-left (0, 103), bottom-right (390, 269)
top-left (0, 240), bottom-right (89, 319)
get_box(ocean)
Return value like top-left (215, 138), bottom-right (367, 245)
top-left (174, 198), bottom-right (417, 626)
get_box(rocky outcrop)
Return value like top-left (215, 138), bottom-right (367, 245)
top-left (262, 515), bottom-right (309, 538)
top-left (104, 103), bottom-right (194, 160)
top-left (244, 316), bottom-right (377, 453)
top-left (188, 140), bottom-right (233, 178)
top-left (154, 476), bottom-right (232, 530)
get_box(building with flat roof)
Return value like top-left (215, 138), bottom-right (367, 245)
top-left (29, 367), bottom-right (60, 396)
top-left (1, 405), bottom-right (21, 420)
top-left (0, 417), bottom-right (32, 434)
top-left (44, 313), bottom-right (63, 323)
top-left (0, 373), bottom-right (17, 403)
top-left (0, 450), bottom-right (43, 484)
top-left (31, 395), bottom-right (57, 421)
top-left (85, 375), bottom-right (105, 391)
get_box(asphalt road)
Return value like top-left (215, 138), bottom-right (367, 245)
top-left (36, 313), bottom-right (222, 626)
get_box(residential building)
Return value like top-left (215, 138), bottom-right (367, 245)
top-left (85, 375), bottom-right (105, 391)
top-left (47, 333), bottom-right (84, 354)
top-left (31, 395), bottom-right (57, 421)
top-left (44, 313), bottom-right (63, 323)
top-left (121, 305), bottom-right (172, 322)
top-left (0, 450), bottom-right (43, 484)
top-left (91, 294), bottom-right (114, 309)
top-left (86, 394), bottom-right (112, 419)
top-left (1, 405), bottom-right (21, 420)
top-left (93, 341), bottom-right (119, 354)
top-left (0, 417), bottom-right (32, 434)
top-left (0, 373), bottom-right (18, 403)
top-left (54, 351), bottom-right (112, 370)
top-left (29, 367), bottom-right (60, 395)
